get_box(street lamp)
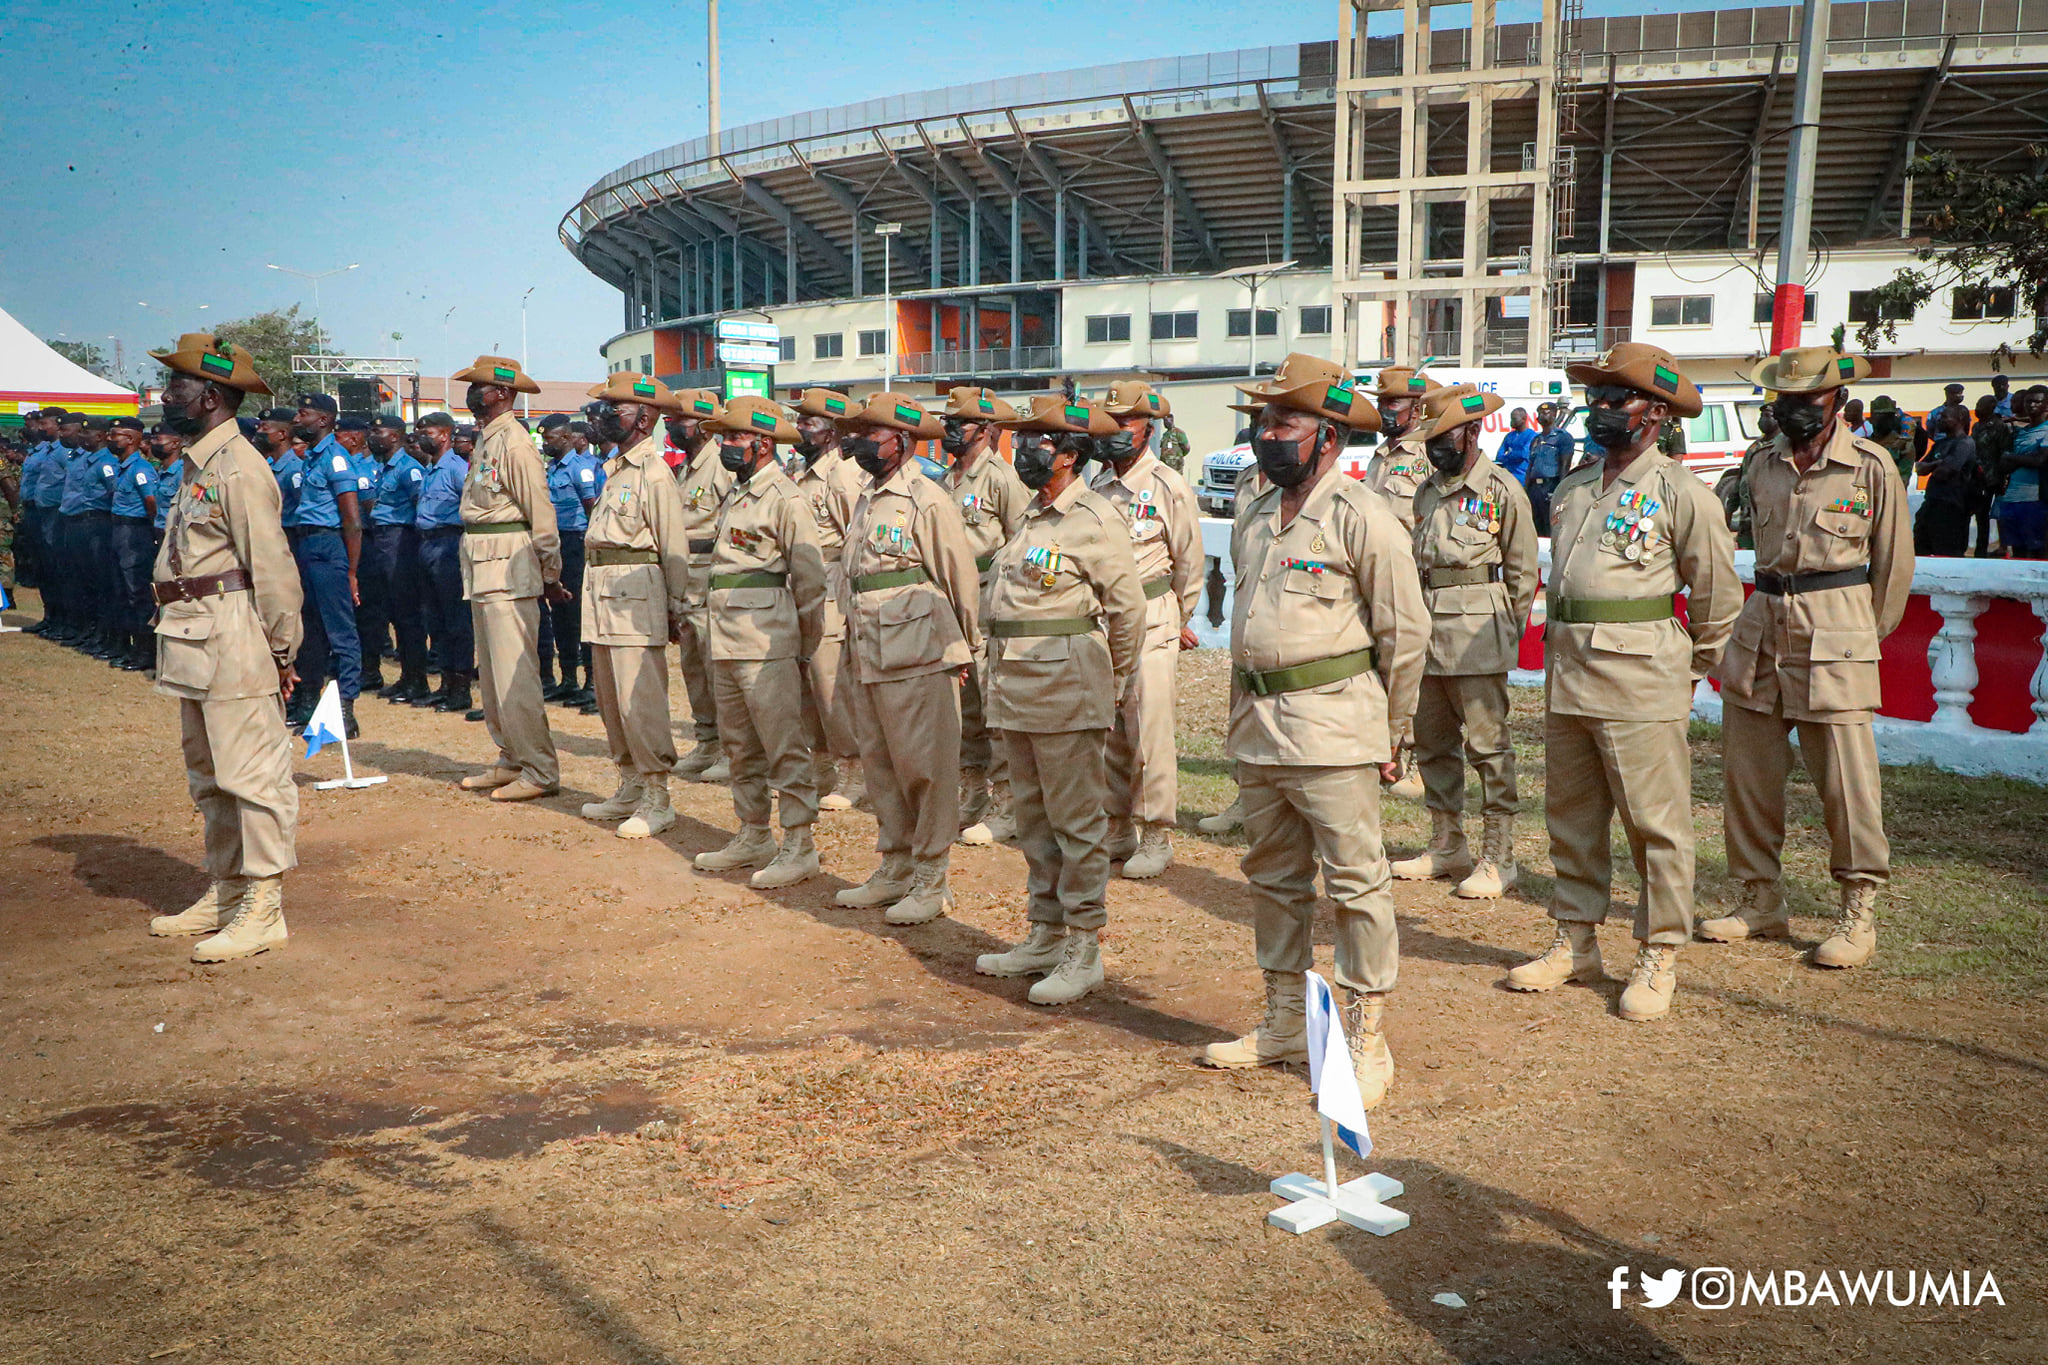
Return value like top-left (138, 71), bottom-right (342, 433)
top-left (442, 306), bottom-right (457, 408)
top-left (1217, 259), bottom-right (1298, 378)
top-left (874, 222), bottom-right (903, 389)
top-left (266, 261), bottom-right (360, 391)
top-left (520, 286), bottom-right (536, 419)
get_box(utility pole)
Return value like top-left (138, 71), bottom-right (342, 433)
top-left (520, 286), bottom-right (535, 420)
top-left (707, 0), bottom-right (721, 142)
top-left (1769, 0), bottom-right (1828, 356)
top-left (876, 222), bottom-right (902, 388)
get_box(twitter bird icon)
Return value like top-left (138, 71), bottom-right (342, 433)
top-left (1640, 1268), bottom-right (1685, 1308)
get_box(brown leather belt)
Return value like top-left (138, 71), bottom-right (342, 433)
top-left (153, 569), bottom-right (250, 605)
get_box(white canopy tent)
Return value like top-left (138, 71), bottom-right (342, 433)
top-left (0, 301), bottom-right (138, 418)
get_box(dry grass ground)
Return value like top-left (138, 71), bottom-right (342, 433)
top-left (2, 595), bottom-right (2044, 1364)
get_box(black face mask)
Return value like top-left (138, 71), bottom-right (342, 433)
top-left (1773, 398), bottom-right (1832, 444)
top-left (291, 422), bottom-right (318, 442)
top-left (1252, 427), bottom-right (1321, 488)
top-left (1425, 435), bottom-right (1466, 473)
top-left (1095, 429), bottom-right (1136, 463)
top-left (591, 405), bottom-right (633, 446)
top-left (843, 435), bottom-right (888, 479)
top-left (794, 434), bottom-right (821, 459)
top-left (1012, 438), bottom-right (1057, 489)
top-left (248, 429), bottom-right (275, 455)
top-left (1583, 406), bottom-right (1641, 452)
top-left (719, 441), bottom-right (752, 476)
top-left (160, 400), bottom-right (204, 440)
top-left (940, 420), bottom-right (971, 456)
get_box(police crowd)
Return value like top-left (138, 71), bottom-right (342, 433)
top-left (6, 327), bottom-right (1924, 1110)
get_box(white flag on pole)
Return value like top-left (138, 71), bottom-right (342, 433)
top-left (302, 680), bottom-right (345, 758)
top-left (1303, 971), bottom-right (1372, 1159)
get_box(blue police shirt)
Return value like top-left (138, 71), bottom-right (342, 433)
top-left (1528, 428), bottom-right (1575, 481)
top-left (60, 445), bottom-right (120, 514)
top-left (370, 453), bottom-right (427, 527)
top-left (272, 452), bottom-right (305, 528)
top-left (294, 434), bottom-right (359, 530)
top-left (155, 458), bottom-right (185, 529)
top-left (415, 451), bottom-right (469, 529)
top-left (347, 448), bottom-right (378, 511)
top-left (111, 450), bottom-right (157, 518)
top-left (546, 452), bottom-right (606, 533)
top-left (23, 443), bottom-right (63, 508)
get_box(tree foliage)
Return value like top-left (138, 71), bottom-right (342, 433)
top-left (46, 339), bottom-right (110, 377)
top-left (1853, 149), bottom-right (2048, 359)
top-left (156, 305), bottom-right (324, 398)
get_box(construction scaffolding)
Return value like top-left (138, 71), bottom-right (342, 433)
top-left (1333, 0), bottom-right (1575, 369)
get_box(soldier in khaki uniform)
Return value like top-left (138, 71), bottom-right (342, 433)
top-left (1196, 355), bottom-right (1427, 1109)
top-left (142, 334), bottom-right (304, 962)
top-left (450, 355), bottom-right (566, 802)
top-left (668, 389), bottom-right (735, 783)
top-left (691, 397), bottom-right (830, 888)
top-left (790, 388), bottom-right (868, 811)
top-left (574, 374), bottom-right (694, 840)
top-left (938, 385), bottom-right (1028, 844)
top-left (1092, 379), bottom-right (1203, 879)
top-left (833, 393), bottom-right (982, 924)
top-left (1390, 385), bottom-right (1540, 899)
top-left (1362, 366), bottom-right (1442, 535)
top-left (1699, 348), bottom-right (1913, 967)
top-left (973, 396), bottom-right (1146, 1006)
top-left (1503, 343), bottom-right (1741, 1019)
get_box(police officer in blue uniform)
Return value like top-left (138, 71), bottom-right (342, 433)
top-left (150, 424), bottom-right (184, 555)
top-left (411, 412), bottom-right (475, 714)
top-left (65, 417), bottom-right (123, 657)
top-left (37, 412), bottom-right (88, 642)
top-left (361, 414), bottom-right (431, 702)
top-left (537, 413), bottom-right (603, 706)
top-left (107, 416), bottom-right (160, 670)
top-left (285, 393), bottom-right (365, 736)
top-left (15, 409), bottom-right (61, 598)
top-left (335, 416), bottom-right (390, 684)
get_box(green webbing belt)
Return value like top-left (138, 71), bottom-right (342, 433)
top-left (710, 571), bottom-right (788, 590)
top-left (1547, 596), bottom-right (1676, 624)
top-left (1142, 576), bottom-right (1175, 600)
top-left (1425, 565), bottom-right (1499, 589)
top-left (988, 617), bottom-right (1097, 638)
top-left (1235, 645), bottom-right (1377, 698)
top-left (463, 520), bottom-right (530, 535)
top-left (975, 551), bottom-right (996, 572)
top-left (853, 567), bottom-right (930, 593)
top-left (585, 546), bottom-right (658, 566)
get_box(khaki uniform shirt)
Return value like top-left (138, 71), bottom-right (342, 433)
top-left (1090, 451), bottom-right (1204, 625)
top-left (1411, 453), bottom-right (1540, 676)
top-left (459, 410), bottom-right (561, 601)
top-left (583, 435), bottom-right (692, 647)
top-left (944, 448), bottom-right (1031, 585)
top-left (1716, 424), bottom-right (1913, 723)
top-left (1546, 447), bottom-right (1742, 722)
top-left (984, 476), bottom-right (1147, 734)
top-left (707, 460), bottom-right (827, 662)
top-left (153, 420), bottom-right (303, 702)
top-left (1227, 470), bottom-right (1428, 765)
top-left (840, 460), bottom-right (980, 684)
top-left (1364, 434), bottom-right (1429, 533)
top-left (791, 447), bottom-right (863, 641)
top-left (676, 439), bottom-right (735, 608)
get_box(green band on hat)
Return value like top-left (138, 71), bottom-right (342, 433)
top-left (1063, 404), bottom-right (1089, 425)
top-left (1408, 376), bottom-right (1425, 391)
top-left (1147, 393), bottom-right (1160, 410)
top-left (493, 366), bottom-right (517, 382)
top-left (199, 352), bottom-right (234, 378)
top-left (825, 396), bottom-right (846, 414)
top-left (978, 396), bottom-right (994, 413)
top-left (1460, 393), bottom-right (1485, 412)
top-left (749, 410), bottom-right (776, 431)
top-left (693, 398), bottom-right (715, 414)
top-left (1652, 365), bottom-right (1680, 395)
top-left (1324, 385), bottom-right (1353, 415)
top-left (894, 402), bottom-right (923, 426)
top-left (1837, 356), bottom-right (1855, 376)
top-left (632, 380), bottom-right (655, 397)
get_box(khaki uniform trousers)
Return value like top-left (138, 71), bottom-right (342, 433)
top-left (1106, 596), bottom-right (1181, 824)
top-left (1722, 701), bottom-right (1889, 886)
top-left (850, 669), bottom-right (960, 861)
top-left (592, 643), bottom-right (676, 778)
top-left (1238, 763), bottom-right (1398, 995)
top-left (958, 570), bottom-right (1008, 795)
top-left (473, 596), bottom-right (559, 788)
top-left (182, 696), bottom-right (298, 880)
top-left (801, 621), bottom-right (858, 759)
top-left (1544, 711), bottom-right (1693, 946)
top-left (1005, 727), bottom-right (1112, 931)
top-left (714, 657), bottom-right (817, 829)
top-left (676, 608), bottom-right (718, 745)
top-left (1414, 672), bottom-right (1518, 817)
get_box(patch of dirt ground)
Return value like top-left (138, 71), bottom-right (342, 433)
top-left (2, 595), bottom-right (2044, 1364)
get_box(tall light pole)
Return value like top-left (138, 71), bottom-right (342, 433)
top-left (707, 0), bottom-right (721, 142)
top-left (442, 305), bottom-right (457, 408)
top-left (1217, 260), bottom-right (1298, 378)
top-left (875, 222), bottom-right (903, 389)
top-left (266, 261), bottom-right (360, 391)
top-left (520, 286), bottom-right (536, 419)
top-left (1769, 0), bottom-right (1829, 355)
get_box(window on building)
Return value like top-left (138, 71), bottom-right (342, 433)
top-left (640, 355), bottom-right (653, 374)
top-left (1150, 311), bottom-right (1198, 341)
top-left (1650, 295), bottom-right (1714, 327)
top-left (857, 329), bottom-right (888, 356)
top-left (1846, 291), bottom-right (1913, 324)
top-left (1085, 314), bottom-right (1131, 344)
top-left (1952, 286), bottom-right (2016, 321)
top-left (814, 332), bottom-right (844, 360)
top-left (1753, 292), bottom-right (1818, 325)
top-left (1299, 305), bottom-right (1333, 336)
top-left (1227, 308), bottom-right (1280, 338)
top-left (778, 336), bottom-right (796, 363)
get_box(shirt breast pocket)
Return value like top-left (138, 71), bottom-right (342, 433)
top-left (1814, 510), bottom-right (1869, 542)
top-left (154, 608), bottom-right (218, 692)
top-left (875, 590), bottom-right (945, 672)
top-left (1278, 569), bottom-right (1346, 633)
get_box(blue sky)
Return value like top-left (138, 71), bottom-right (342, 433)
top-left (2, 0), bottom-right (1757, 385)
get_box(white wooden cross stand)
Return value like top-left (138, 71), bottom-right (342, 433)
top-left (1267, 1116), bottom-right (1410, 1236)
top-left (313, 742), bottom-right (388, 791)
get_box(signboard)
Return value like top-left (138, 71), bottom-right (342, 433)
top-left (717, 341), bottom-right (781, 366)
top-left (724, 369), bottom-right (772, 401)
top-left (715, 318), bottom-right (781, 344)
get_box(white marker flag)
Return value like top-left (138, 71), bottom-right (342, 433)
top-left (1303, 971), bottom-right (1372, 1159)
top-left (303, 680), bottom-right (345, 758)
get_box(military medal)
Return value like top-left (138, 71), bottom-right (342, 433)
top-left (1309, 532), bottom-right (1326, 554)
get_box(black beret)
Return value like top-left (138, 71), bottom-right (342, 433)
top-left (569, 421), bottom-right (592, 437)
top-left (537, 413), bottom-right (571, 432)
top-left (236, 416), bottom-right (260, 437)
top-left (259, 407), bottom-right (296, 424)
top-left (368, 414), bottom-right (406, 433)
top-left (55, 410), bottom-right (82, 423)
top-left (83, 415), bottom-right (112, 431)
top-left (336, 416), bottom-right (370, 432)
top-left (295, 392), bottom-right (340, 414)
top-left (416, 411), bottom-right (456, 429)
top-left (111, 416), bottom-right (145, 432)
top-left (455, 424), bottom-right (478, 437)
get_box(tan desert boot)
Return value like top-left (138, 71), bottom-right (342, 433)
top-left (1505, 921), bottom-right (1604, 991)
top-left (1105, 817), bottom-right (1139, 862)
top-left (1028, 929), bottom-right (1103, 1005)
top-left (191, 876), bottom-right (287, 962)
top-left (1813, 881), bottom-right (1878, 968)
top-left (1120, 823), bottom-right (1173, 880)
top-left (1618, 943), bottom-right (1679, 1021)
top-left (1385, 770), bottom-right (1425, 803)
top-left (958, 766), bottom-right (990, 826)
top-left (751, 827), bottom-right (821, 889)
top-left (834, 852), bottom-right (914, 907)
top-left (459, 766), bottom-right (520, 791)
top-left (490, 777), bottom-right (557, 803)
top-left (151, 878), bottom-right (248, 937)
top-left (1392, 808), bottom-right (1472, 881)
top-left (814, 757), bottom-right (840, 806)
top-left (580, 772), bottom-right (645, 822)
top-left (618, 778), bottom-right (677, 838)
top-left (694, 824), bottom-right (777, 872)
top-left (1196, 796), bottom-right (1244, 835)
top-left (981, 782), bottom-right (1016, 842)
top-left (1200, 970), bottom-right (1309, 1069)
top-left (699, 756), bottom-right (732, 784)
top-left (884, 858), bottom-right (952, 924)
top-left (819, 759), bottom-right (865, 812)
top-left (1454, 813), bottom-right (1517, 899)
top-left (1344, 990), bottom-right (1394, 1109)
top-left (1696, 881), bottom-right (1788, 942)
top-left (975, 922), bottom-right (1066, 977)
top-left (672, 739), bottom-right (721, 779)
